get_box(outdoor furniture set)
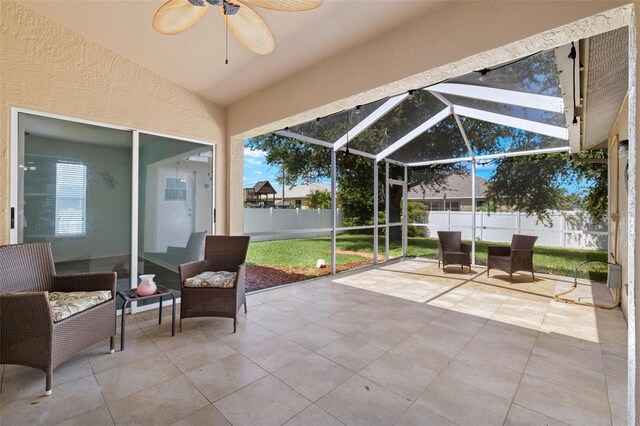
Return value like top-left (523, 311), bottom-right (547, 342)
top-left (437, 231), bottom-right (538, 281)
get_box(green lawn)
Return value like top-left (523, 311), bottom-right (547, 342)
top-left (247, 234), bottom-right (608, 281)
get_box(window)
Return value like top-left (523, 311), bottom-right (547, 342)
top-left (426, 201), bottom-right (439, 211)
top-left (445, 201), bottom-right (460, 211)
top-left (295, 199), bottom-right (302, 207)
top-left (165, 177), bottom-right (187, 201)
top-left (55, 162), bottom-right (86, 237)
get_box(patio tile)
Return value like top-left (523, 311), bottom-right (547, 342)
top-left (513, 374), bottom-right (611, 425)
top-left (283, 404), bottom-right (343, 426)
top-left (219, 323), bottom-right (277, 352)
top-left (1, 354), bottom-right (93, 403)
top-left (0, 375), bottom-right (105, 426)
top-left (389, 334), bottom-right (459, 373)
top-left (258, 310), bottom-right (312, 335)
top-left (242, 303), bottom-right (284, 322)
top-left (316, 336), bottom-right (385, 372)
top-left (238, 335), bottom-right (310, 372)
top-left (214, 375), bottom-right (310, 426)
top-left (416, 374), bottom-right (511, 426)
top-left (394, 403), bottom-right (457, 426)
top-left (160, 337), bottom-right (237, 373)
top-left (532, 333), bottom-right (604, 373)
top-left (503, 404), bottom-right (568, 426)
top-left (95, 354), bottom-right (181, 402)
top-left (184, 352), bottom-right (268, 402)
top-left (523, 352), bottom-right (608, 400)
top-left (604, 353), bottom-right (627, 379)
top-left (317, 375), bottom-right (411, 426)
top-left (171, 404), bottom-right (231, 426)
top-left (108, 376), bottom-right (209, 425)
top-left (610, 403), bottom-right (627, 426)
top-left (87, 335), bottom-right (163, 374)
top-left (414, 322), bottom-right (475, 352)
top-left (358, 352), bottom-right (438, 401)
top-left (441, 352), bottom-right (523, 400)
top-left (56, 406), bottom-right (114, 426)
top-left (348, 316), bottom-right (419, 351)
top-left (607, 374), bottom-right (627, 408)
top-left (274, 353), bottom-right (353, 401)
top-left (282, 322), bottom-right (344, 351)
top-left (429, 310), bottom-right (486, 337)
top-left (460, 329), bottom-right (533, 373)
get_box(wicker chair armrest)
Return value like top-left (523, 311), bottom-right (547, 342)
top-left (488, 246), bottom-right (511, 256)
top-left (236, 263), bottom-right (246, 293)
top-left (52, 272), bottom-right (116, 295)
top-left (460, 243), bottom-right (471, 254)
top-left (179, 259), bottom-right (211, 283)
top-left (0, 291), bottom-right (53, 329)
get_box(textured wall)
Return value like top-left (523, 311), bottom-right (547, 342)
top-left (0, 1), bottom-right (227, 243)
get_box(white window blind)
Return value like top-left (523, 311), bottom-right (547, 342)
top-left (55, 162), bottom-right (86, 237)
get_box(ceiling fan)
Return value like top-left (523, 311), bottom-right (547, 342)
top-left (153, 0), bottom-right (323, 56)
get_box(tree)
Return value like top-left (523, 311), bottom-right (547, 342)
top-left (484, 150), bottom-right (607, 224)
top-left (306, 189), bottom-right (331, 209)
top-left (407, 202), bottom-right (428, 237)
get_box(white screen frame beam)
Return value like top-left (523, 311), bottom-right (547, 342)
top-left (429, 83), bottom-right (564, 113)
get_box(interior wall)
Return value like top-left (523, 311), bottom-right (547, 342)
top-left (609, 97), bottom-right (630, 317)
top-left (0, 1), bottom-right (228, 243)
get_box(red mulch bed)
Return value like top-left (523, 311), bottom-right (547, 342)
top-left (246, 259), bottom-right (373, 292)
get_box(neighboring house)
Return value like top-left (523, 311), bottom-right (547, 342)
top-left (275, 182), bottom-right (331, 209)
top-left (244, 181), bottom-right (278, 207)
top-left (408, 175), bottom-right (488, 212)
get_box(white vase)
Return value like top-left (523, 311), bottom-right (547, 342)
top-left (137, 274), bottom-right (157, 296)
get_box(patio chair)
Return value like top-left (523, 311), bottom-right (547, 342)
top-left (178, 235), bottom-right (250, 333)
top-left (437, 231), bottom-right (471, 272)
top-left (0, 242), bottom-right (116, 396)
top-left (487, 234), bottom-right (538, 282)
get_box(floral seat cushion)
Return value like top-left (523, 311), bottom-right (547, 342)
top-left (49, 291), bottom-right (112, 323)
top-left (184, 271), bottom-right (237, 288)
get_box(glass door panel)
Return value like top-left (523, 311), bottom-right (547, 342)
top-left (138, 133), bottom-right (214, 299)
top-left (17, 113), bottom-right (133, 308)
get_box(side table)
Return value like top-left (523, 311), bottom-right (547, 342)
top-left (116, 285), bottom-right (176, 350)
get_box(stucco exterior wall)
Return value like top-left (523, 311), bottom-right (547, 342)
top-left (609, 97), bottom-right (630, 317)
top-left (0, 1), bottom-right (228, 243)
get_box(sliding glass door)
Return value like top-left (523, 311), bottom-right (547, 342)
top-left (138, 133), bottom-right (214, 299)
top-left (16, 113), bottom-right (134, 303)
top-left (12, 111), bottom-right (215, 311)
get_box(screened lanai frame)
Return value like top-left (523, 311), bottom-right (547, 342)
top-left (260, 45), bottom-right (579, 273)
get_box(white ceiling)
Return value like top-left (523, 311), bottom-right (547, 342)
top-left (21, 0), bottom-right (444, 106)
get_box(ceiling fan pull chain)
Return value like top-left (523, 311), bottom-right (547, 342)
top-left (225, 13), bottom-right (229, 65)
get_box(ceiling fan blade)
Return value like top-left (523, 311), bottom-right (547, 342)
top-left (218, 1), bottom-right (275, 55)
top-left (238, 0), bottom-right (322, 11)
top-left (153, 0), bottom-right (209, 35)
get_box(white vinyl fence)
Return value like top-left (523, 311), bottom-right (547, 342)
top-left (413, 210), bottom-right (608, 250)
top-left (244, 208), bottom-right (343, 242)
top-left (244, 208), bottom-right (607, 250)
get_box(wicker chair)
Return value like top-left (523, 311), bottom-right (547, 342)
top-left (437, 231), bottom-right (471, 272)
top-left (487, 235), bottom-right (538, 281)
top-left (0, 242), bottom-right (116, 396)
top-left (178, 236), bottom-right (250, 333)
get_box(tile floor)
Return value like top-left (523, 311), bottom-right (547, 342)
top-left (0, 259), bottom-right (628, 425)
